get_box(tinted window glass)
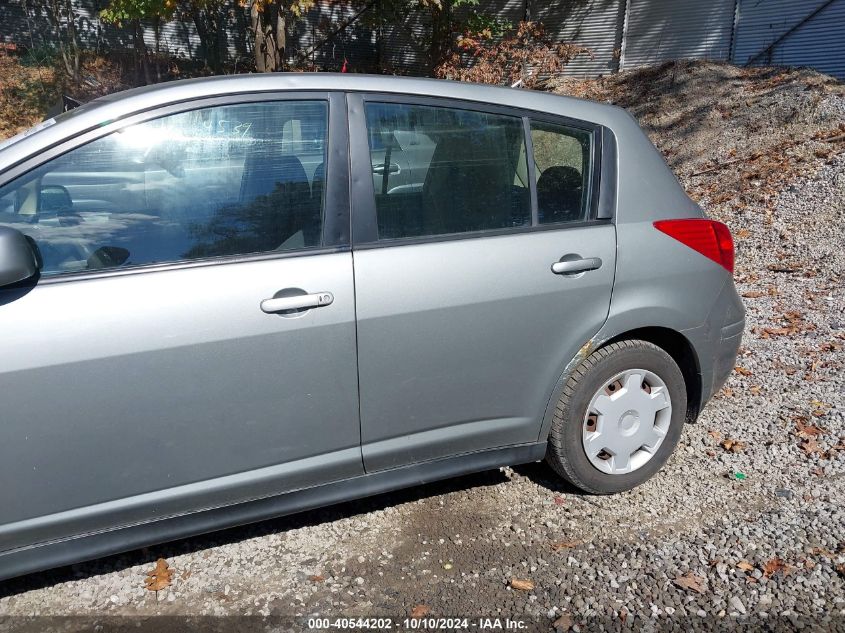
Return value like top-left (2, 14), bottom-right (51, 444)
top-left (0, 101), bottom-right (327, 277)
top-left (531, 121), bottom-right (592, 224)
top-left (364, 102), bottom-right (530, 239)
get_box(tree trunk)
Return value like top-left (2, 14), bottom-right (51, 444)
top-left (276, 9), bottom-right (287, 69)
top-left (191, 5), bottom-right (223, 74)
top-left (46, 0), bottom-right (80, 81)
top-left (63, 0), bottom-right (81, 81)
top-left (154, 16), bottom-right (161, 82)
top-left (133, 19), bottom-right (152, 85)
top-left (251, 1), bottom-right (284, 73)
top-left (251, 2), bottom-right (266, 72)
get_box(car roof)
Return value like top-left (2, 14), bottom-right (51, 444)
top-left (0, 74), bottom-right (633, 163)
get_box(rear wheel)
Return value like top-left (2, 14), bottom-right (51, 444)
top-left (546, 339), bottom-right (687, 494)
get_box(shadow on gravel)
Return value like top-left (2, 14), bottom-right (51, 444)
top-left (0, 467), bottom-right (511, 599)
top-left (511, 461), bottom-right (586, 495)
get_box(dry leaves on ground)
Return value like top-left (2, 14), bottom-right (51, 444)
top-left (734, 366), bottom-right (753, 376)
top-left (144, 558), bottom-right (174, 592)
top-left (551, 540), bottom-right (581, 551)
top-left (763, 558), bottom-right (795, 578)
top-left (737, 560), bottom-right (755, 572)
top-left (800, 438), bottom-right (823, 456)
top-left (720, 438), bottom-right (747, 453)
top-left (410, 605), bottom-right (431, 618)
top-left (552, 614), bottom-right (572, 631)
top-left (510, 578), bottom-right (535, 591)
top-left (673, 572), bottom-right (706, 594)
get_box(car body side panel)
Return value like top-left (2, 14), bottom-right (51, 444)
top-left (0, 253), bottom-right (362, 553)
top-left (0, 442), bottom-right (546, 582)
top-left (354, 226), bottom-right (617, 472)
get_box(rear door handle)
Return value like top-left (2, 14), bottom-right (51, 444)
top-left (551, 257), bottom-right (603, 275)
top-left (260, 292), bottom-right (334, 314)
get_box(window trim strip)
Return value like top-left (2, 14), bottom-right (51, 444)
top-left (0, 91), bottom-right (350, 282)
top-left (348, 92), bottom-right (607, 248)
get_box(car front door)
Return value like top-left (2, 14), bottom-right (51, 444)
top-left (0, 93), bottom-right (361, 552)
top-left (348, 96), bottom-right (617, 471)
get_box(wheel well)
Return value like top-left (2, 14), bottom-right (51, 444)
top-left (602, 327), bottom-right (702, 424)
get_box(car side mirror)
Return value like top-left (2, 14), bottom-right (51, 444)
top-left (0, 226), bottom-right (38, 287)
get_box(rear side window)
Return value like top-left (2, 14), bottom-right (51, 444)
top-left (0, 100), bottom-right (327, 277)
top-left (364, 102), bottom-right (530, 239)
top-left (530, 120), bottom-right (592, 224)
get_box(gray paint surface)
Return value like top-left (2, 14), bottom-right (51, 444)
top-left (0, 75), bottom-right (744, 579)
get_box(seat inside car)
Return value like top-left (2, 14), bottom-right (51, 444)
top-left (422, 130), bottom-right (521, 234)
top-left (536, 165), bottom-right (583, 223)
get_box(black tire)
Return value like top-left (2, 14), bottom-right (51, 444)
top-left (545, 339), bottom-right (687, 494)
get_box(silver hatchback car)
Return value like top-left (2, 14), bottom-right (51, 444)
top-left (0, 75), bottom-right (744, 580)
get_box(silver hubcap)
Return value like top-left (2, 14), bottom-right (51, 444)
top-left (582, 368), bottom-right (672, 475)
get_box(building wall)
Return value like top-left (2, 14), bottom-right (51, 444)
top-left (732, 0), bottom-right (845, 80)
top-left (620, 0), bottom-right (737, 70)
top-left (1, 0), bottom-right (843, 80)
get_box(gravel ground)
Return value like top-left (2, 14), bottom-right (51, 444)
top-left (1, 64), bottom-right (843, 631)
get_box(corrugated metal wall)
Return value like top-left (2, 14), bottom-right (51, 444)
top-left (1, 0), bottom-right (244, 65)
top-left (732, 0), bottom-right (845, 80)
top-left (296, 0), bottom-right (377, 72)
top-left (528, 0), bottom-right (625, 77)
top-left (620, 0), bottom-right (736, 69)
top-left (2, 0), bottom-right (844, 80)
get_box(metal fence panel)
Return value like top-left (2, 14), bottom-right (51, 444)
top-left (528, 0), bottom-right (625, 77)
top-left (620, 0), bottom-right (736, 69)
top-left (732, 0), bottom-right (845, 80)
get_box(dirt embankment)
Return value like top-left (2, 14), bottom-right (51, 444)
top-left (555, 60), bottom-right (845, 218)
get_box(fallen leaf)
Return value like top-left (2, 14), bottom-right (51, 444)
top-left (734, 366), bottom-right (753, 376)
top-left (551, 540), bottom-right (581, 551)
top-left (749, 385), bottom-right (761, 395)
top-left (735, 228), bottom-right (750, 238)
top-left (410, 605), bottom-right (431, 618)
top-left (795, 418), bottom-right (824, 438)
top-left (762, 558), bottom-right (794, 577)
top-left (144, 558), bottom-right (174, 592)
top-left (762, 327), bottom-right (796, 337)
top-left (800, 438), bottom-right (822, 455)
top-left (720, 438), bottom-right (747, 453)
top-left (181, 570), bottom-right (191, 581)
top-left (552, 614), bottom-right (572, 631)
top-left (510, 578), bottom-right (535, 591)
top-left (553, 495), bottom-right (565, 505)
top-left (309, 574), bottom-right (325, 582)
top-left (737, 560), bottom-right (755, 572)
top-left (673, 572), bottom-right (706, 594)
top-left (707, 430), bottom-right (722, 441)
top-left (810, 547), bottom-right (834, 558)
top-left (741, 291), bottom-right (765, 298)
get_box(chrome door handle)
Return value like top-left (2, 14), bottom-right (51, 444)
top-left (260, 292), bottom-right (334, 314)
top-left (551, 257), bottom-right (603, 275)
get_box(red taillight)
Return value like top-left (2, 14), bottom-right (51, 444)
top-left (653, 219), bottom-right (734, 274)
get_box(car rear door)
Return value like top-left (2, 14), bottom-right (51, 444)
top-left (0, 92), bottom-right (361, 552)
top-left (348, 94), bottom-right (617, 471)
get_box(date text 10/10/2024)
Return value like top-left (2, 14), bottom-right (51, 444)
top-left (307, 617), bottom-right (530, 630)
